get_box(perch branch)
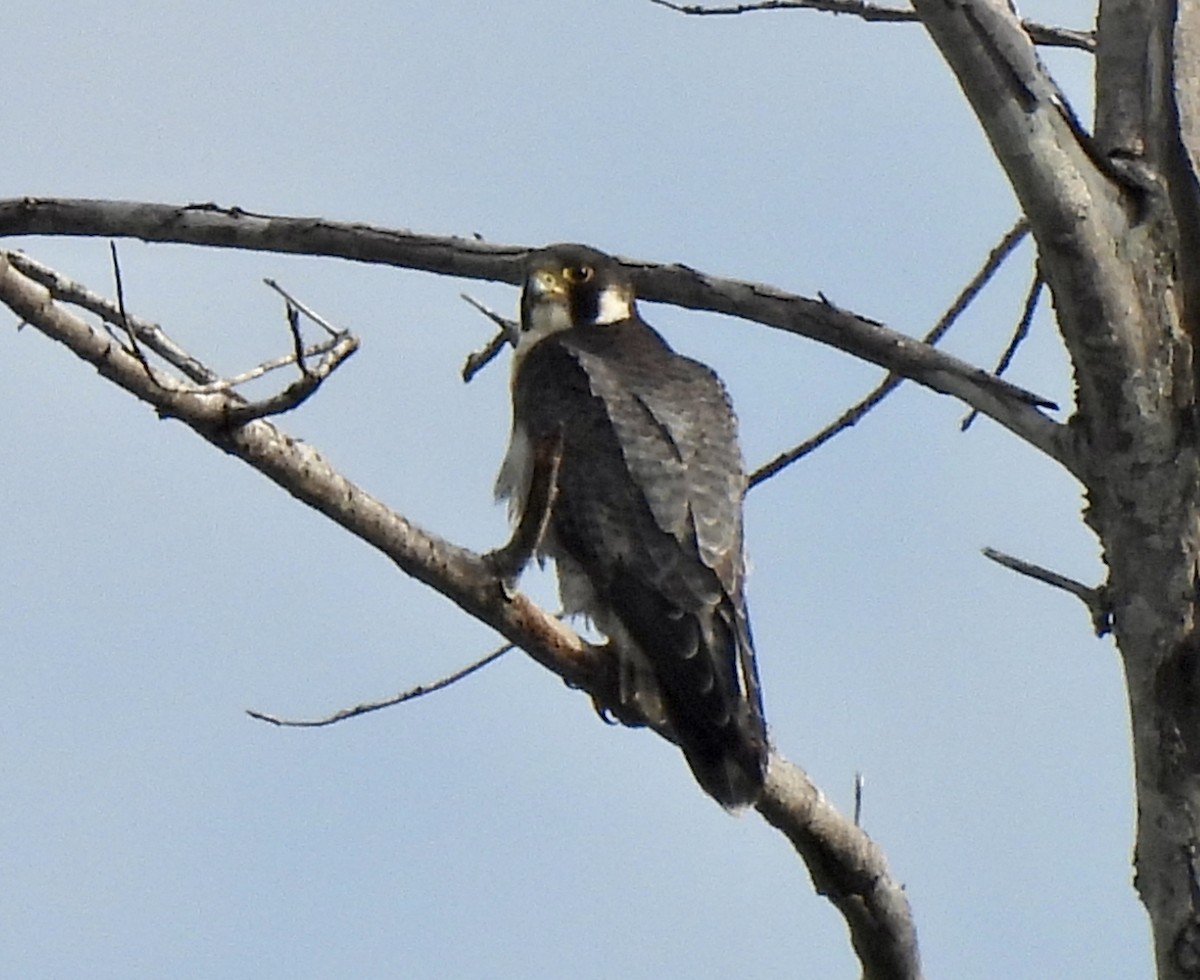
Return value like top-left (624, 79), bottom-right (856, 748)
top-left (0, 250), bottom-right (921, 980)
top-left (759, 755), bottom-right (921, 978)
top-left (0, 249), bottom-right (605, 686)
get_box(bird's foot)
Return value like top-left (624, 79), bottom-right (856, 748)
top-left (482, 542), bottom-right (528, 599)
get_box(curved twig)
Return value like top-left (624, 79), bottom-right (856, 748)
top-left (246, 643), bottom-right (514, 727)
top-left (961, 267), bottom-right (1043, 432)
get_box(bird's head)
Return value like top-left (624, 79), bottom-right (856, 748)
top-left (518, 244), bottom-right (636, 349)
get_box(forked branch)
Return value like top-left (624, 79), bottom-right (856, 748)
top-left (750, 220), bottom-right (1030, 485)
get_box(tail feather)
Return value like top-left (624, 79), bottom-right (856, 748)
top-left (680, 724), bottom-right (767, 809)
top-left (608, 577), bottom-right (768, 808)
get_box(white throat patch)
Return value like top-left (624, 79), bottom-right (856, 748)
top-left (594, 284), bottom-right (633, 325)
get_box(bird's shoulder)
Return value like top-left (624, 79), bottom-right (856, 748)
top-left (564, 316), bottom-right (721, 389)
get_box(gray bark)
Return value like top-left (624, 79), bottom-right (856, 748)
top-left (910, 1), bottom-right (1200, 975)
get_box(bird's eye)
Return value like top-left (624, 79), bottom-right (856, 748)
top-left (563, 264), bottom-right (594, 284)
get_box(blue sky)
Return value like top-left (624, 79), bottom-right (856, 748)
top-left (0, 2), bottom-right (1143, 977)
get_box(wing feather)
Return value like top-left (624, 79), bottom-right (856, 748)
top-left (505, 317), bottom-right (767, 806)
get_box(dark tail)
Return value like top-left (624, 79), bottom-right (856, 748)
top-left (653, 601), bottom-right (769, 808)
top-left (607, 577), bottom-right (769, 808)
top-left (680, 733), bottom-right (768, 809)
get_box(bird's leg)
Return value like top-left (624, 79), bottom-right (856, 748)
top-left (484, 430), bottom-right (563, 596)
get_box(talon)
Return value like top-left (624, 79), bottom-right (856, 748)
top-left (483, 545), bottom-right (525, 599)
top-left (590, 697), bottom-right (620, 726)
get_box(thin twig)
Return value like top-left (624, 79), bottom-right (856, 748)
top-left (750, 220), bottom-right (1030, 487)
top-left (221, 332), bottom-right (358, 423)
top-left (648, 0), bottom-right (1095, 51)
top-left (246, 643), bottom-right (514, 727)
top-left (962, 270), bottom-right (1044, 431)
top-left (14, 252), bottom-right (349, 397)
top-left (264, 278), bottom-right (341, 338)
top-left (982, 546), bottom-right (1111, 635)
top-left (284, 302), bottom-right (312, 378)
top-left (218, 280), bottom-right (359, 422)
top-left (463, 332), bottom-right (509, 383)
top-left (460, 293), bottom-right (518, 382)
top-left (109, 241), bottom-right (159, 383)
top-left (991, 271), bottom-right (1043, 380)
top-left (187, 337), bottom-right (347, 394)
top-left (7, 250), bottom-right (219, 384)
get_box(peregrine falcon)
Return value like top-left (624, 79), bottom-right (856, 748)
top-left (493, 243), bottom-right (768, 808)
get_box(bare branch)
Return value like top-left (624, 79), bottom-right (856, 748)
top-left (108, 241), bottom-right (160, 383)
top-left (461, 292), bottom-right (518, 343)
top-left (0, 251), bottom-right (921, 976)
top-left (648, 0), bottom-right (1095, 52)
top-left (758, 755), bottom-right (922, 979)
top-left (462, 330), bottom-right (509, 383)
top-left (909, 0), bottom-right (1144, 443)
top-left (0, 250), bottom-right (606, 687)
top-left (982, 546), bottom-right (1110, 635)
top-left (460, 292), bottom-right (518, 382)
top-left (10, 249), bottom-right (351, 403)
top-left (0, 198), bottom-right (1074, 475)
top-left (246, 642), bottom-right (514, 727)
top-left (187, 334), bottom-right (348, 395)
top-left (750, 220), bottom-right (1029, 486)
top-left (264, 277), bottom-right (342, 339)
top-left (219, 331), bottom-right (358, 423)
top-left (961, 269), bottom-right (1043, 431)
top-left (7, 250), bottom-right (219, 383)
top-left (199, 279), bottom-right (361, 423)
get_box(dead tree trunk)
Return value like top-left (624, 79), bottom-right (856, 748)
top-left (913, 2), bottom-right (1200, 975)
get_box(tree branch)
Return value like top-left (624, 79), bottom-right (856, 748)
top-left (908, 0), bottom-right (1147, 446)
top-left (649, 0), bottom-right (1096, 52)
top-left (759, 756), bottom-right (922, 979)
top-left (981, 546), bottom-right (1111, 635)
top-left (912, 6), bottom-right (1200, 976)
top-left (750, 219), bottom-right (1030, 485)
top-left (0, 249), bottom-right (921, 980)
top-left (0, 197), bottom-right (1075, 476)
top-left (246, 643), bottom-right (514, 727)
top-left (960, 265), bottom-right (1043, 431)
